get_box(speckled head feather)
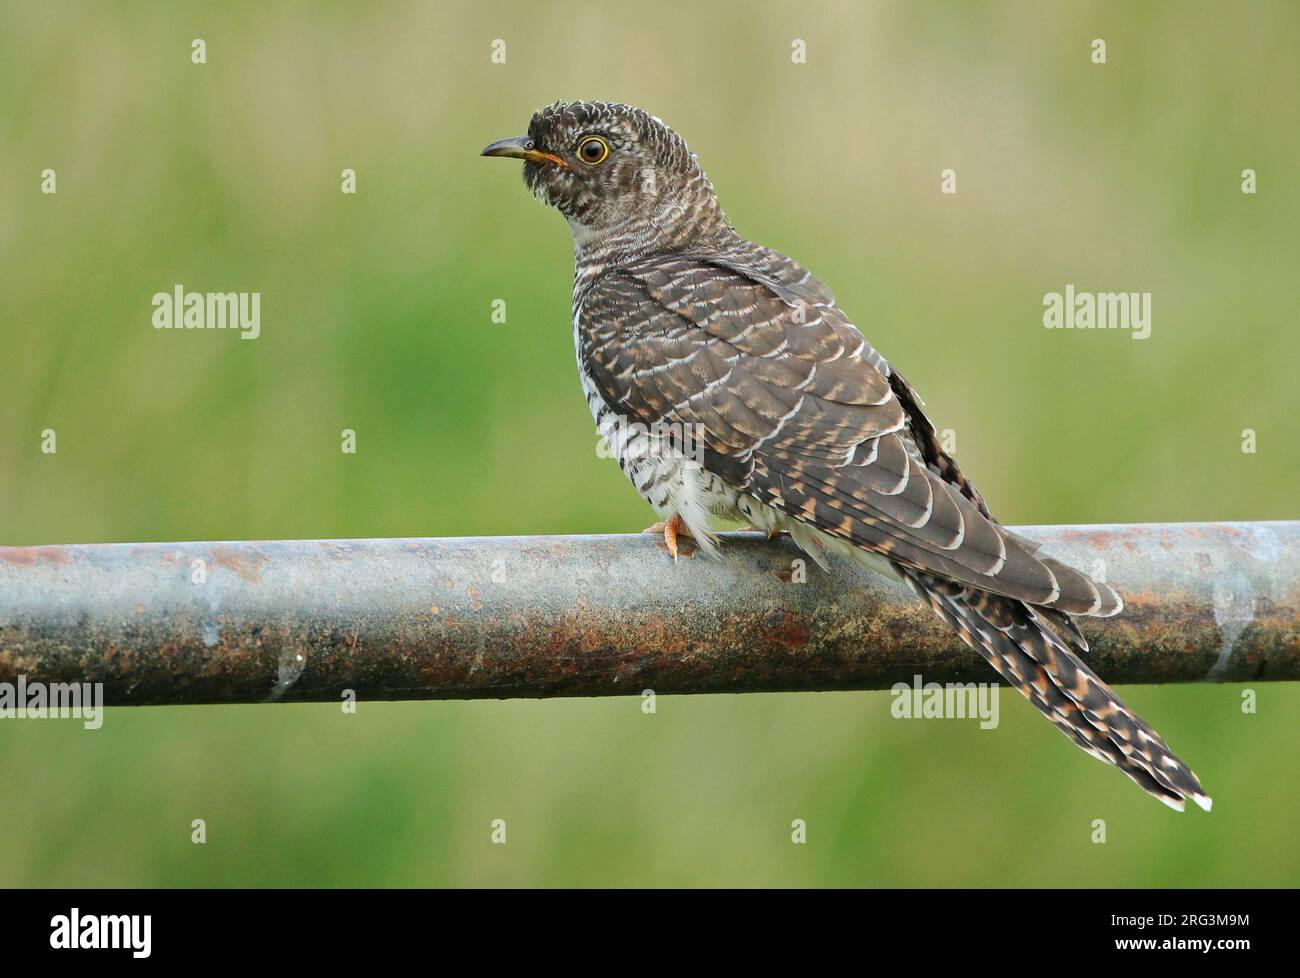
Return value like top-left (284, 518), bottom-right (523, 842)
top-left (518, 101), bottom-right (727, 253)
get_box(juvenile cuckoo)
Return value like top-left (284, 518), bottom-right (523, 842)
top-left (482, 101), bottom-right (1210, 812)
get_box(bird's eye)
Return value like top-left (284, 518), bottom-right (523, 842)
top-left (577, 135), bottom-right (610, 165)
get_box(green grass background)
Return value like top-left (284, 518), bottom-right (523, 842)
top-left (1, 1), bottom-right (1296, 886)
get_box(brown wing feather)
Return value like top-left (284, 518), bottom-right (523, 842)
top-left (579, 252), bottom-right (1119, 616)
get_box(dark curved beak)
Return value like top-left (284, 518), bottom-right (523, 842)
top-left (480, 136), bottom-right (570, 170)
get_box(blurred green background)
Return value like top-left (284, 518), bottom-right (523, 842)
top-left (1, 1), bottom-right (1297, 887)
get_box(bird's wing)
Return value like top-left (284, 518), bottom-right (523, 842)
top-left (577, 249), bottom-right (1119, 616)
top-left (578, 248), bottom-right (1216, 811)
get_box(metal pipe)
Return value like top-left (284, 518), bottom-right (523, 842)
top-left (0, 522), bottom-right (1295, 706)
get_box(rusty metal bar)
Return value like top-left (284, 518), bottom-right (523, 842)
top-left (0, 521), bottom-right (1295, 706)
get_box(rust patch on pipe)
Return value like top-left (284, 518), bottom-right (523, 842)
top-left (763, 609), bottom-right (811, 650)
top-left (208, 546), bottom-right (268, 584)
top-left (0, 546), bottom-right (72, 567)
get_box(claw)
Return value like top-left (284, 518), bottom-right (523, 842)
top-left (643, 515), bottom-right (693, 561)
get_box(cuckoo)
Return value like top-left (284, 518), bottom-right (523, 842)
top-left (482, 101), bottom-right (1211, 812)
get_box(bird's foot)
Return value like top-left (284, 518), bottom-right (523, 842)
top-left (736, 523), bottom-right (785, 540)
top-left (643, 515), bottom-right (696, 561)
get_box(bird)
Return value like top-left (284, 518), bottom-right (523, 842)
top-left (482, 100), bottom-right (1211, 812)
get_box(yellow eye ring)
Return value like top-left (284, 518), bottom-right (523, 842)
top-left (576, 135), bottom-right (610, 165)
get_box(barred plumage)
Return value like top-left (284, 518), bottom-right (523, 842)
top-left (483, 100), bottom-right (1211, 811)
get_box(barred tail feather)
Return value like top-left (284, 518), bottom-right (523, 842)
top-left (901, 568), bottom-right (1212, 812)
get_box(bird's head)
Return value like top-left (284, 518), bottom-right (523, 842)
top-left (481, 101), bottom-right (726, 254)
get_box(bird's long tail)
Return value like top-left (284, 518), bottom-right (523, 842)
top-left (900, 567), bottom-right (1212, 812)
